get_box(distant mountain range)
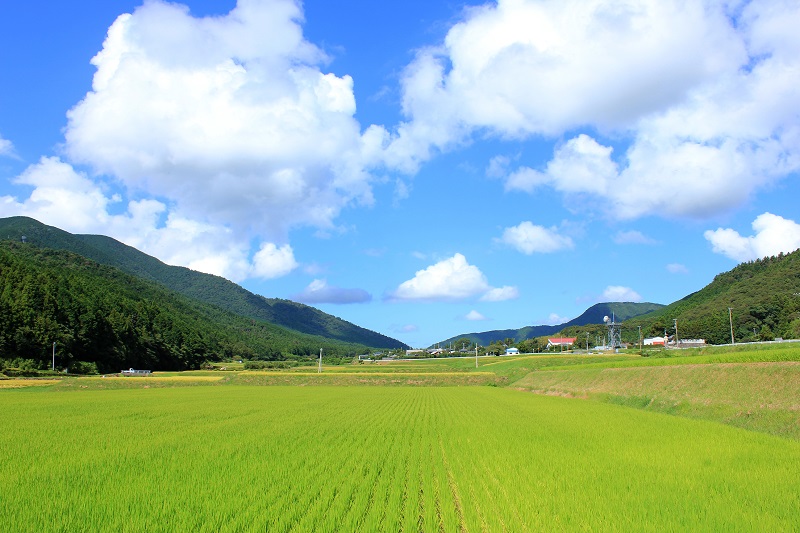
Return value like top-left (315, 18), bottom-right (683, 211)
top-left (442, 249), bottom-right (800, 348)
top-left (437, 302), bottom-right (665, 347)
top-left (0, 216), bottom-right (408, 350)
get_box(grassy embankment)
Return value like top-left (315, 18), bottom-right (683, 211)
top-left (513, 343), bottom-right (800, 439)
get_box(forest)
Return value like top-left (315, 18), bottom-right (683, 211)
top-left (0, 242), bottom-right (371, 373)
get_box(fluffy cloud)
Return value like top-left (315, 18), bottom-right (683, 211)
top-left (0, 157), bottom-right (297, 282)
top-left (252, 242), bottom-right (299, 279)
top-left (464, 310), bottom-right (488, 321)
top-left (602, 285), bottom-right (643, 302)
top-left (704, 213), bottom-right (800, 262)
top-left (499, 221), bottom-right (574, 254)
top-left (385, 0), bottom-right (744, 170)
top-left (293, 278), bottom-right (371, 304)
top-left (63, 0), bottom-right (378, 241)
top-left (387, 0), bottom-right (800, 221)
top-left (389, 253), bottom-right (517, 302)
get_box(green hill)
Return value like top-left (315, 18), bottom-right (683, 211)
top-left (0, 241), bottom-right (376, 373)
top-left (625, 250), bottom-right (800, 344)
top-left (439, 302), bottom-right (664, 347)
top-left (0, 216), bottom-right (407, 349)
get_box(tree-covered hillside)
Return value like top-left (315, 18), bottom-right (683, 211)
top-left (626, 250), bottom-right (800, 344)
top-left (0, 216), bottom-right (407, 349)
top-left (0, 242), bottom-right (373, 373)
top-left (553, 251), bottom-right (800, 345)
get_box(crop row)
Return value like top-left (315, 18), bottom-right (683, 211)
top-left (1, 386), bottom-right (798, 531)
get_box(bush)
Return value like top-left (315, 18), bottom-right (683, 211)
top-left (67, 361), bottom-right (99, 375)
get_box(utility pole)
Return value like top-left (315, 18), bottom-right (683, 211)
top-left (728, 307), bottom-right (735, 345)
top-left (673, 319), bottom-right (679, 348)
top-left (638, 326), bottom-right (642, 355)
top-left (318, 348), bottom-right (322, 373)
top-left (586, 332), bottom-right (589, 353)
top-left (52, 342), bottom-right (56, 372)
top-left (475, 343), bottom-right (478, 368)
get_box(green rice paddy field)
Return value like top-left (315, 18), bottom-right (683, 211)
top-left (1, 345), bottom-right (799, 531)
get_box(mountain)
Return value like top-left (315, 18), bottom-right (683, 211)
top-left (621, 250), bottom-right (800, 344)
top-left (0, 242), bottom-right (376, 373)
top-left (439, 302), bottom-right (665, 347)
top-left (0, 216), bottom-right (407, 349)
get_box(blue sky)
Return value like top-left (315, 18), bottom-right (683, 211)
top-left (1, 0), bottom-right (800, 348)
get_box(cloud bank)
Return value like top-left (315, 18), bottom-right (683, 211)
top-left (385, 0), bottom-right (800, 221)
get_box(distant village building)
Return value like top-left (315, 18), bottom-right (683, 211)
top-left (547, 337), bottom-right (576, 349)
top-left (121, 368), bottom-right (151, 376)
top-left (504, 347), bottom-right (520, 355)
top-left (676, 339), bottom-right (707, 348)
top-left (643, 336), bottom-right (666, 346)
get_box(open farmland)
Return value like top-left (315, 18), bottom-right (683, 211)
top-left (2, 345), bottom-right (799, 531)
top-left (1, 383), bottom-right (799, 531)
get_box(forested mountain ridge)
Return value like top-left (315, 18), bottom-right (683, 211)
top-left (621, 249), bottom-right (800, 344)
top-left (439, 302), bottom-right (664, 347)
top-left (0, 242), bottom-right (375, 372)
top-left (0, 216), bottom-right (407, 349)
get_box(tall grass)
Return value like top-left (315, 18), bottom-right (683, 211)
top-left (1, 386), bottom-right (798, 531)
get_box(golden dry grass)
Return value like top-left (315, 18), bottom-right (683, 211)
top-left (0, 379), bottom-right (60, 388)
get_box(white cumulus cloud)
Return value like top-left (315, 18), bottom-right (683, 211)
top-left (385, 0), bottom-right (744, 170)
top-left (386, 0), bottom-right (800, 222)
top-left (389, 253), bottom-right (516, 302)
top-left (704, 213), bottom-right (800, 262)
top-left (252, 242), bottom-right (299, 280)
top-left (63, 0), bottom-right (378, 241)
top-left (499, 221), bottom-right (574, 254)
top-left (602, 285), bottom-right (643, 302)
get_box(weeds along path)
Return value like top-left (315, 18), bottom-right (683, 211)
top-left (1, 385), bottom-right (799, 531)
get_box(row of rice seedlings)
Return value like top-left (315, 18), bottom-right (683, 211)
top-left (2, 385), bottom-right (799, 530)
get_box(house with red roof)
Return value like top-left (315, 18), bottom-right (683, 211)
top-left (546, 337), bottom-right (576, 349)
